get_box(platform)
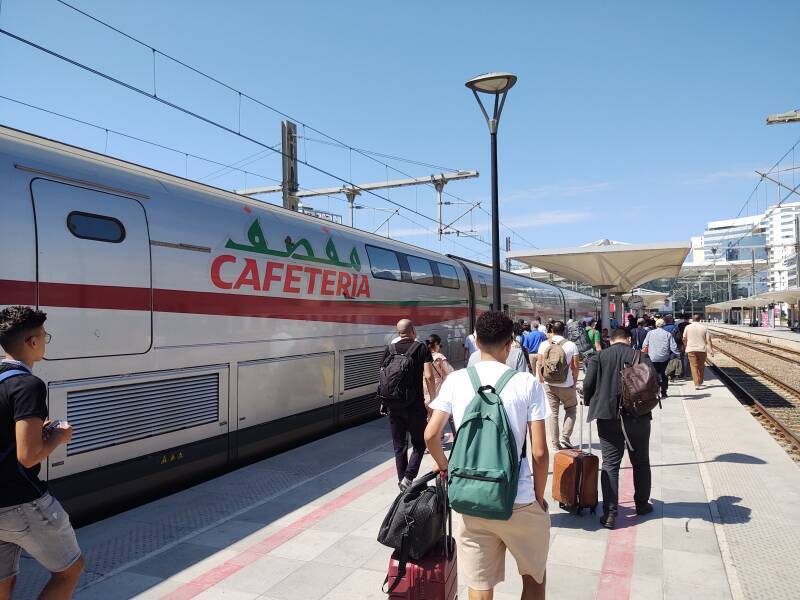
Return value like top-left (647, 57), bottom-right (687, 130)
top-left (13, 371), bottom-right (800, 600)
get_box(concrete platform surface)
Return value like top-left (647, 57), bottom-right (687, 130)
top-left (12, 369), bottom-right (800, 600)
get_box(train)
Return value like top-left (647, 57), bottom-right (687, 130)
top-left (0, 125), bottom-right (599, 520)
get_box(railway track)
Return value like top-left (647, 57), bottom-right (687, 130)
top-left (709, 343), bottom-right (800, 459)
top-left (714, 333), bottom-right (800, 365)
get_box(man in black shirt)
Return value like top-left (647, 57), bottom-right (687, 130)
top-left (0, 306), bottom-right (83, 599)
top-left (381, 319), bottom-right (435, 491)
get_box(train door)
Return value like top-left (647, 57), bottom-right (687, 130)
top-left (31, 179), bottom-right (152, 358)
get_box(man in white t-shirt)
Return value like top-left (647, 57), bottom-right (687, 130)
top-left (425, 311), bottom-right (550, 599)
top-left (536, 320), bottom-right (580, 451)
top-left (463, 331), bottom-right (477, 365)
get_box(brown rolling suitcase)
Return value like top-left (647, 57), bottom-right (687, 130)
top-left (552, 403), bottom-right (598, 514)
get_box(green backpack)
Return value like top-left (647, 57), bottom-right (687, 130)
top-left (447, 367), bottom-right (525, 520)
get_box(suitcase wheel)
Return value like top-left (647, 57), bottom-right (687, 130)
top-left (575, 507), bottom-right (583, 516)
top-left (590, 507), bottom-right (596, 515)
top-left (558, 502), bottom-right (566, 510)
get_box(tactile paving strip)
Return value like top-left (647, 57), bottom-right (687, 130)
top-left (685, 384), bottom-right (800, 599)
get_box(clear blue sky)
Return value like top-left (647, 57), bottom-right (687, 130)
top-left (1, 0), bottom-right (798, 263)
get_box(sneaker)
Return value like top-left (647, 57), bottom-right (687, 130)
top-left (662, 390), bottom-right (668, 398)
top-left (398, 477), bottom-right (412, 492)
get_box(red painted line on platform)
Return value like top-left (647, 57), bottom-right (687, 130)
top-left (161, 465), bottom-right (397, 600)
top-left (596, 460), bottom-right (637, 600)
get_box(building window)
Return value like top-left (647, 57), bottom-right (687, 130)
top-left (66, 211), bottom-right (126, 243)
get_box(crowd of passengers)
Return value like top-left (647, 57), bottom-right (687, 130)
top-left (380, 310), bottom-right (715, 599)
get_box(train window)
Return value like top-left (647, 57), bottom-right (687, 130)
top-left (437, 263), bottom-right (460, 289)
top-left (66, 211), bottom-right (126, 243)
top-left (406, 255), bottom-right (435, 285)
top-left (366, 245), bottom-right (402, 281)
top-left (478, 277), bottom-right (488, 298)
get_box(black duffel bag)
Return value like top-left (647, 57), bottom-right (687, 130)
top-left (377, 471), bottom-right (446, 561)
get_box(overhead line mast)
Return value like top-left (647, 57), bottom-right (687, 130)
top-left (236, 121), bottom-right (480, 232)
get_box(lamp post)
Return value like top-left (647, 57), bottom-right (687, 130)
top-left (466, 72), bottom-right (517, 313)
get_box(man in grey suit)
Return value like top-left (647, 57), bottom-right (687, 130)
top-left (582, 328), bottom-right (656, 529)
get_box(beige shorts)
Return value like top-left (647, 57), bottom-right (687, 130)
top-left (454, 502), bottom-right (550, 590)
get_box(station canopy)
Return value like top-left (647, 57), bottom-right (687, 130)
top-left (705, 286), bottom-right (800, 311)
top-left (507, 239), bottom-right (692, 291)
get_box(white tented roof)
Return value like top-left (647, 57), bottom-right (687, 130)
top-left (706, 287), bottom-right (800, 311)
top-left (507, 241), bottom-right (691, 291)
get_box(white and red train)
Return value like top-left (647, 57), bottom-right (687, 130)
top-left (0, 125), bottom-right (598, 519)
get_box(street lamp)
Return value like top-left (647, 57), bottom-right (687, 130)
top-left (766, 109), bottom-right (800, 125)
top-left (466, 72), bottom-right (517, 313)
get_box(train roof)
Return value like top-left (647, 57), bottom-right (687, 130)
top-left (0, 124), bottom-right (458, 264)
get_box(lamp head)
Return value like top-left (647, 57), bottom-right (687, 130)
top-left (465, 72), bottom-right (517, 94)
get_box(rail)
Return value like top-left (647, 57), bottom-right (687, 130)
top-left (709, 348), bottom-right (800, 451)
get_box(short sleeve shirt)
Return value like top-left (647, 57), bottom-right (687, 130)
top-left (381, 339), bottom-right (433, 407)
top-left (684, 323), bottom-right (709, 353)
top-left (430, 360), bottom-right (549, 504)
top-left (463, 334), bottom-right (478, 356)
top-left (522, 330), bottom-right (547, 354)
top-left (1, 361), bottom-right (49, 507)
top-left (537, 336), bottom-right (579, 387)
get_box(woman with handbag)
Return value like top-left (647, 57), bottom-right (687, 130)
top-left (424, 334), bottom-right (455, 446)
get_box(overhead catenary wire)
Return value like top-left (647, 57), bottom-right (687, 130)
top-left (0, 28), bottom-right (495, 247)
top-left (40, 1), bottom-right (533, 251)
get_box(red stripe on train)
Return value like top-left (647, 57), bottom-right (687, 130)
top-left (0, 280), bottom-right (36, 306)
top-left (154, 289), bottom-right (468, 326)
top-left (2, 280), bottom-right (467, 326)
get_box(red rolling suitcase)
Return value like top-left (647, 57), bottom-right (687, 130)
top-left (383, 479), bottom-right (457, 599)
top-left (551, 403), bottom-right (599, 514)
top-left (385, 540), bottom-right (457, 600)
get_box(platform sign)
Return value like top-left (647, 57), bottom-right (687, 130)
top-left (628, 294), bottom-right (644, 311)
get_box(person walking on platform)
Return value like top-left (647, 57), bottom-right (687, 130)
top-left (422, 334), bottom-right (453, 413)
top-left (536, 321), bottom-right (580, 451)
top-left (643, 318), bottom-right (678, 397)
top-left (631, 318), bottom-right (648, 350)
top-left (683, 315), bottom-right (714, 390)
top-left (378, 319), bottom-right (436, 492)
top-left (522, 320), bottom-right (548, 369)
top-left (583, 328), bottom-right (656, 529)
top-left (0, 306), bottom-right (84, 600)
top-left (424, 311), bottom-right (550, 600)
top-left (463, 330), bottom-right (478, 365)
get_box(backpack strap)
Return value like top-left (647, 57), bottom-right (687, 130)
top-left (0, 370), bottom-right (29, 464)
top-left (388, 342), bottom-right (398, 355)
top-left (493, 368), bottom-right (518, 396)
top-left (466, 366), bottom-right (481, 392)
top-left (406, 340), bottom-right (422, 355)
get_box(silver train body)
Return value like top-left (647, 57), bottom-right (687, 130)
top-left (0, 126), bottom-right (598, 519)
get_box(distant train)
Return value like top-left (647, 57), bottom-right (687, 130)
top-left (0, 125), bottom-right (599, 519)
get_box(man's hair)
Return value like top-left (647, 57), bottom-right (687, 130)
top-left (0, 306), bottom-right (47, 354)
top-left (476, 311), bottom-right (513, 349)
top-left (611, 327), bottom-right (631, 342)
top-left (655, 318), bottom-right (665, 328)
top-left (551, 320), bottom-right (565, 335)
top-left (531, 319), bottom-right (540, 327)
top-left (692, 314), bottom-right (701, 322)
top-left (637, 318), bottom-right (645, 326)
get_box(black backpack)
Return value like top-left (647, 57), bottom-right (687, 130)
top-left (377, 341), bottom-right (421, 409)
